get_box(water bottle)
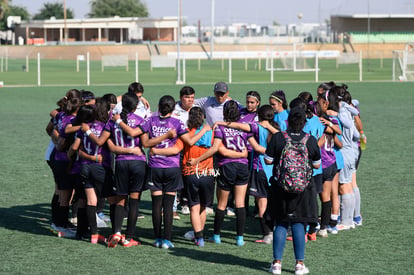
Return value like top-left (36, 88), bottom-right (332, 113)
top-left (360, 132), bottom-right (366, 150)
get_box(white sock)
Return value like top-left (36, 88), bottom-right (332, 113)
top-left (353, 187), bottom-right (361, 218)
top-left (340, 193), bottom-right (355, 226)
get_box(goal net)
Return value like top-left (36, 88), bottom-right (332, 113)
top-left (393, 43), bottom-right (414, 81)
top-left (265, 43), bottom-right (316, 72)
top-left (101, 55), bottom-right (129, 72)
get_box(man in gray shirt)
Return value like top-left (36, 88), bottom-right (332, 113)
top-left (195, 81), bottom-right (235, 126)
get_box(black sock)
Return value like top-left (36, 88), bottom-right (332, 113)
top-left (162, 194), bottom-right (175, 241)
top-left (126, 198), bottom-right (140, 240)
top-left (213, 209), bottom-right (225, 235)
top-left (97, 197), bottom-right (105, 213)
top-left (113, 205), bottom-right (125, 234)
top-left (151, 195), bottom-right (163, 239)
top-left (51, 194), bottom-right (59, 225)
top-left (71, 200), bottom-right (79, 219)
top-left (235, 207), bottom-right (246, 236)
top-left (86, 205), bottom-right (97, 234)
top-left (259, 217), bottom-right (272, 235)
top-left (321, 201), bottom-right (332, 229)
top-left (195, 230), bottom-right (203, 239)
top-left (76, 207), bottom-right (88, 237)
top-left (59, 206), bottom-right (70, 227)
top-left (307, 222), bottom-right (317, 234)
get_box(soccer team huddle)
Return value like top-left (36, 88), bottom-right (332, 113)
top-left (45, 80), bottom-right (365, 275)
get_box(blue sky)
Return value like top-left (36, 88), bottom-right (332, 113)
top-left (11, 0), bottom-right (414, 25)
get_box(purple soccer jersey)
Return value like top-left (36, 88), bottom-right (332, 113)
top-left (214, 125), bottom-right (248, 166)
top-left (248, 122), bottom-right (263, 170)
top-left (140, 115), bottom-right (188, 168)
top-left (320, 116), bottom-right (339, 168)
top-left (239, 108), bottom-right (258, 123)
top-left (77, 121), bottom-right (111, 167)
top-left (104, 113), bottom-right (146, 162)
top-left (54, 113), bottom-right (75, 161)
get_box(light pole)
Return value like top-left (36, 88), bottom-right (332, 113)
top-left (176, 0), bottom-right (183, 84)
top-left (210, 0), bottom-right (214, 59)
top-left (367, 0), bottom-right (370, 71)
top-left (63, 0), bottom-right (68, 44)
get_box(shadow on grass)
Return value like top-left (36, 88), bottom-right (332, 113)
top-left (169, 246), bottom-right (272, 273)
top-left (0, 203), bottom-right (54, 236)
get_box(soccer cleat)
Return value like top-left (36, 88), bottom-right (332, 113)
top-left (97, 212), bottom-right (111, 222)
top-left (152, 238), bottom-right (163, 248)
top-left (307, 233), bottom-right (317, 241)
top-left (353, 216), bottom-right (363, 226)
top-left (162, 239), bottom-right (175, 249)
top-left (107, 233), bottom-right (122, 248)
top-left (327, 225), bottom-right (338, 235)
top-left (91, 234), bottom-right (107, 244)
top-left (337, 223), bottom-right (355, 231)
top-left (236, 235), bottom-right (245, 246)
top-left (317, 229), bottom-right (328, 238)
top-left (256, 233), bottom-right (273, 244)
top-left (96, 214), bottom-right (108, 228)
top-left (268, 262), bottom-right (282, 275)
top-left (70, 217), bottom-right (78, 226)
top-left (137, 214), bottom-right (145, 219)
top-left (206, 207), bottom-right (214, 215)
top-left (181, 205), bottom-right (190, 215)
top-left (184, 230), bottom-right (195, 241)
top-left (226, 207), bottom-right (235, 216)
top-left (122, 238), bottom-right (141, 247)
top-left (173, 212), bottom-right (181, 220)
top-left (295, 263), bottom-right (309, 275)
top-left (194, 237), bottom-right (205, 247)
top-left (209, 234), bottom-right (221, 244)
top-left (58, 227), bottom-right (77, 238)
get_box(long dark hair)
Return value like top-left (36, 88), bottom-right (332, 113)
top-left (158, 95), bottom-right (175, 117)
top-left (298, 91), bottom-right (316, 118)
top-left (258, 105), bottom-right (279, 130)
top-left (94, 97), bottom-right (109, 123)
top-left (270, 90), bottom-right (287, 110)
top-left (72, 105), bottom-right (95, 126)
top-left (187, 106), bottom-right (204, 130)
top-left (121, 93), bottom-right (138, 124)
top-left (223, 100), bottom-right (240, 122)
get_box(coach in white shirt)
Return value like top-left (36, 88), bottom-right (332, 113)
top-left (195, 81), bottom-right (239, 126)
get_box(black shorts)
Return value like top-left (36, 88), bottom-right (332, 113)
top-left (54, 160), bottom-right (75, 190)
top-left (313, 173), bottom-right (323, 194)
top-left (184, 174), bottom-right (215, 207)
top-left (322, 162), bottom-right (337, 183)
top-left (147, 167), bottom-right (183, 192)
top-left (72, 173), bottom-right (86, 200)
top-left (217, 162), bottom-right (249, 191)
top-left (249, 169), bottom-right (270, 198)
top-left (355, 147), bottom-right (362, 170)
top-left (81, 163), bottom-right (114, 198)
top-left (113, 160), bottom-right (147, 195)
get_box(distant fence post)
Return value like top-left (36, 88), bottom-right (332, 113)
top-left (87, 52), bottom-right (90, 86)
top-left (183, 57), bottom-right (186, 84)
top-left (228, 57), bottom-right (232, 83)
top-left (37, 52), bottom-right (41, 86)
top-left (135, 52), bottom-right (139, 82)
top-left (359, 51), bottom-right (362, 82)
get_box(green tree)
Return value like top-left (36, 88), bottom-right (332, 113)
top-left (0, 5), bottom-right (29, 30)
top-left (89, 0), bottom-right (148, 18)
top-left (33, 2), bottom-right (74, 20)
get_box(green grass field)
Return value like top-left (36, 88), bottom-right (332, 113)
top-left (1, 57), bottom-right (395, 86)
top-left (0, 69), bottom-right (414, 274)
